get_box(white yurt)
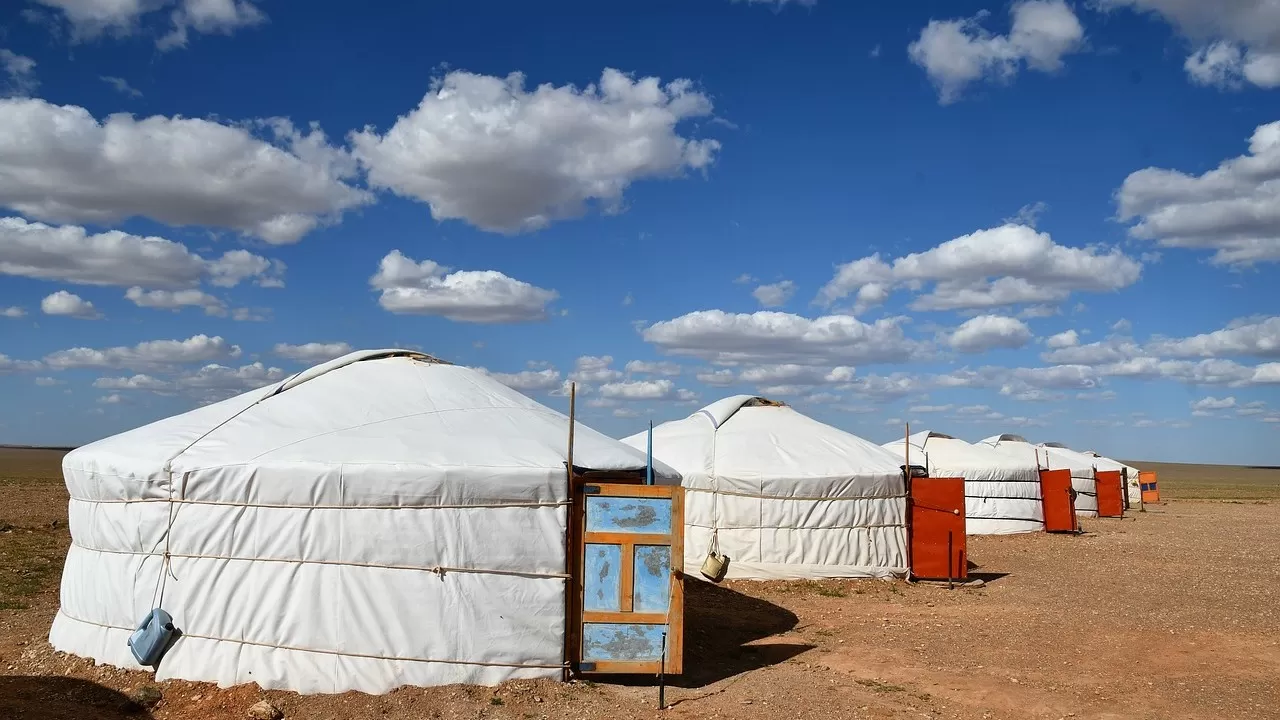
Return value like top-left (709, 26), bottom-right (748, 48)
top-left (1083, 450), bottom-right (1142, 505)
top-left (977, 435), bottom-right (1101, 518)
top-left (882, 431), bottom-right (1044, 535)
top-left (621, 396), bottom-right (907, 581)
top-left (50, 349), bottom-right (677, 694)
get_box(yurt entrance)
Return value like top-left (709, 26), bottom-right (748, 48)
top-left (1039, 469), bottom-right (1077, 532)
top-left (907, 475), bottom-right (967, 581)
top-left (1095, 471), bottom-right (1125, 518)
top-left (568, 480), bottom-right (685, 676)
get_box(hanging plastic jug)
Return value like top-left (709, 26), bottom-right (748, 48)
top-left (128, 608), bottom-right (177, 666)
top-left (700, 550), bottom-right (728, 582)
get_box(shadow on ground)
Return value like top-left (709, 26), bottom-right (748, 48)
top-left (605, 577), bottom-right (810, 690)
top-left (0, 676), bottom-right (153, 719)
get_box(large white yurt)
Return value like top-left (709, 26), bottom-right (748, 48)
top-left (50, 349), bottom-right (677, 694)
top-left (882, 431), bottom-right (1044, 535)
top-left (621, 396), bottom-right (907, 581)
top-left (977, 435), bottom-right (1101, 518)
top-left (1083, 450), bottom-right (1142, 505)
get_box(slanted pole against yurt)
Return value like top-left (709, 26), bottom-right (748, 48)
top-left (621, 396), bottom-right (912, 581)
top-left (883, 431), bottom-right (1044, 535)
top-left (50, 349), bottom-right (683, 694)
top-left (978, 434), bottom-right (1102, 518)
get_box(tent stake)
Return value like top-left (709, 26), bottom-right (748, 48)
top-left (658, 631), bottom-right (667, 710)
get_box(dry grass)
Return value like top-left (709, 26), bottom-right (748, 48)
top-left (1125, 459), bottom-right (1280, 500)
top-left (1, 448), bottom-right (1278, 720)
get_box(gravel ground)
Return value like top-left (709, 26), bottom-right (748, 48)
top-left (1, 449), bottom-right (1277, 720)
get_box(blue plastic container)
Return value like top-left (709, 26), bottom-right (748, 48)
top-left (128, 608), bottom-right (176, 666)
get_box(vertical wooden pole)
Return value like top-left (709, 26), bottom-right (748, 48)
top-left (563, 382), bottom-right (577, 680)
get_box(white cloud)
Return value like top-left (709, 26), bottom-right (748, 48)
top-left (841, 373), bottom-right (923, 400)
top-left (482, 367), bottom-right (564, 392)
top-left (370, 250), bottom-right (558, 323)
top-left (1, 49), bottom-right (38, 97)
top-left (956, 404), bottom-right (993, 415)
top-left (817, 224), bottom-right (1142, 312)
top-left (612, 407), bottom-right (641, 419)
top-left (31, 0), bottom-right (266, 48)
top-left (0, 99), bottom-right (369, 243)
top-left (908, 0), bottom-right (1085, 104)
top-left (570, 355), bottom-right (624, 385)
top-left (909, 404), bottom-right (954, 413)
top-left (0, 354), bottom-right (41, 374)
top-left (97, 393), bottom-right (123, 404)
top-left (0, 217), bottom-right (282, 289)
top-left (1146, 316), bottom-right (1280, 358)
top-left (100, 75), bottom-right (142, 97)
top-left (93, 374), bottom-right (171, 391)
top-left (1100, 357), bottom-right (1260, 386)
top-left (125, 287), bottom-right (226, 316)
top-left (1191, 396), bottom-right (1237, 412)
top-left (44, 334), bottom-right (239, 371)
top-left (41, 290), bottom-right (101, 319)
top-left (1045, 329), bottom-right (1079, 349)
top-left (1117, 121), bottom-right (1280, 265)
top-left (272, 342), bottom-right (354, 364)
top-left (643, 310), bottom-right (921, 365)
top-left (752, 280), bottom-right (796, 307)
top-left (1, 306), bottom-right (25, 318)
top-left (351, 68), bottom-right (719, 234)
top-left (733, 273), bottom-right (757, 285)
top-left (1042, 337), bottom-right (1142, 365)
top-left (696, 368), bottom-right (737, 386)
top-left (598, 379), bottom-right (697, 402)
top-left (1112, 318), bottom-right (1133, 333)
top-left (35, 376), bottom-right (61, 386)
top-left (172, 362), bottom-right (285, 398)
top-left (948, 314), bottom-right (1032, 353)
top-left (1253, 362), bottom-right (1280, 383)
top-left (625, 360), bottom-right (682, 376)
top-left (1237, 400), bottom-right (1267, 416)
top-left (1099, 0), bottom-right (1280, 89)
top-left (737, 364), bottom-right (856, 386)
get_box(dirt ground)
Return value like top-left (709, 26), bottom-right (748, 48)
top-left (2, 449), bottom-right (1278, 720)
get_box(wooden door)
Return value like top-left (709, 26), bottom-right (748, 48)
top-left (1039, 469), bottom-right (1077, 533)
top-left (1096, 470), bottom-right (1124, 518)
top-left (909, 476), bottom-right (967, 580)
top-left (573, 483), bottom-right (683, 675)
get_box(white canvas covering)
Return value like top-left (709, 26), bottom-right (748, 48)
top-left (882, 431), bottom-right (1043, 535)
top-left (977, 435), bottom-right (1101, 518)
top-left (49, 349), bottom-right (677, 695)
top-left (1084, 451), bottom-right (1142, 504)
top-left (621, 396), bottom-right (907, 581)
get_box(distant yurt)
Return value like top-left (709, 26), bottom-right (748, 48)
top-left (1083, 451), bottom-right (1142, 505)
top-left (882, 431), bottom-right (1044, 535)
top-left (50, 349), bottom-right (677, 694)
top-left (978, 435), bottom-right (1101, 518)
top-left (622, 396), bottom-right (907, 580)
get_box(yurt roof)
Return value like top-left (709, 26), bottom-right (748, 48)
top-left (621, 395), bottom-right (902, 481)
top-left (883, 430), bottom-right (1039, 477)
top-left (66, 348), bottom-right (675, 479)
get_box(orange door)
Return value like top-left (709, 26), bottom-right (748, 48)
top-left (909, 476), bottom-right (967, 580)
top-left (1139, 471), bottom-right (1160, 503)
top-left (1096, 470), bottom-right (1124, 518)
top-left (1039, 469), bottom-right (1077, 533)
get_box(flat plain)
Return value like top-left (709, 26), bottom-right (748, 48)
top-left (1, 448), bottom-right (1277, 720)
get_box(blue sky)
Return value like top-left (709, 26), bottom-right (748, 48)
top-left (1, 0), bottom-right (1278, 464)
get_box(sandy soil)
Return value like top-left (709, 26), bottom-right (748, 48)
top-left (1, 449), bottom-right (1278, 719)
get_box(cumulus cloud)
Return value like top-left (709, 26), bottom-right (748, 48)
top-left (272, 342), bottom-right (354, 364)
top-left (752, 280), bottom-right (796, 308)
top-left (351, 68), bottom-right (719, 233)
top-left (1099, 0), bottom-right (1280, 89)
top-left (1118, 121), bottom-right (1280, 265)
top-left (2, 306), bottom-right (26, 318)
top-left (625, 360), bottom-right (682, 376)
top-left (1191, 396), bottom-right (1237, 413)
top-left (1146, 316), bottom-right (1280, 358)
top-left (948, 315), bottom-right (1032, 353)
top-left (0, 354), bottom-right (41, 374)
top-left (0, 218), bottom-right (284, 290)
top-left (1254, 363), bottom-right (1280, 383)
top-left (370, 250), bottom-right (558, 323)
top-left (30, 0), bottom-right (266, 48)
top-left (643, 310), bottom-right (921, 365)
top-left (598, 378), bottom-right (697, 402)
top-left (908, 0), bottom-right (1085, 104)
top-left (0, 99), bottom-right (369, 243)
top-left (737, 364), bottom-right (856, 387)
top-left (817, 224), bottom-right (1142, 312)
top-left (1045, 329), bottom-right (1079, 349)
top-left (909, 404), bottom-right (954, 413)
top-left (44, 334), bottom-right (239, 371)
top-left (569, 356), bottom-right (624, 385)
top-left (1042, 337), bottom-right (1142, 365)
top-left (1, 49), bottom-right (38, 97)
top-left (696, 368), bottom-right (737, 386)
top-left (125, 287), bottom-right (226, 315)
top-left (41, 290), bottom-right (102, 319)
top-left (482, 367), bottom-right (564, 392)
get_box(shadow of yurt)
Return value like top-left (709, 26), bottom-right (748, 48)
top-left (674, 577), bottom-right (810, 687)
top-left (0, 675), bottom-right (154, 719)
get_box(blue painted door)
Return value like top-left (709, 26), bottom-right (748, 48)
top-left (576, 483), bottom-right (683, 674)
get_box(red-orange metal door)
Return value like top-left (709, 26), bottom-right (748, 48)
top-left (1039, 469), bottom-right (1077, 533)
top-left (1096, 470), bottom-right (1124, 518)
top-left (909, 477), bottom-right (967, 580)
top-left (1139, 471), bottom-right (1160, 504)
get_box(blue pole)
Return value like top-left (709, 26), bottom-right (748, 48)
top-left (646, 420), bottom-right (653, 485)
